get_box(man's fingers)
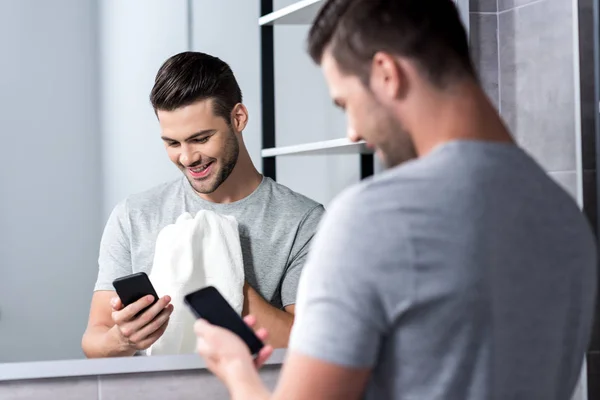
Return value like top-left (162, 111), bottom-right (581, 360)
top-left (110, 297), bottom-right (123, 311)
top-left (194, 319), bottom-right (228, 346)
top-left (136, 319), bottom-right (170, 350)
top-left (129, 305), bottom-right (173, 344)
top-left (255, 327), bottom-right (269, 342)
top-left (195, 320), bottom-right (220, 360)
top-left (243, 314), bottom-right (257, 328)
top-left (113, 295), bottom-right (155, 324)
top-left (254, 345), bottom-right (273, 368)
top-left (129, 295), bottom-right (172, 330)
top-left (194, 318), bottom-right (211, 335)
top-left (196, 336), bottom-right (211, 358)
top-left (112, 295), bottom-right (170, 327)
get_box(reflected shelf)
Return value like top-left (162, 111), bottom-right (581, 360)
top-left (261, 138), bottom-right (373, 157)
top-left (259, 0), bottom-right (324, 26)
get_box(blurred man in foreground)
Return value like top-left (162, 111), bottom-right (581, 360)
top-left (193, 1), bottom-right (597, 399)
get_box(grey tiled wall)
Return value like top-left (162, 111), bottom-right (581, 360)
top-left (470, 0), bottom-right (584, 202)
top-left (469, 12), bottom-right (500, 110)
top-left (0, 366), bottom-right (280, 400)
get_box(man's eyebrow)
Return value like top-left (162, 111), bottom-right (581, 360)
top-left (161, 129), bottom-right (216, 142)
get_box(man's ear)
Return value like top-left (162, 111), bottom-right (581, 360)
top-left (369, 51), bottom-right (407, 104)
top-left (231, 103), bottom-right (249, 133)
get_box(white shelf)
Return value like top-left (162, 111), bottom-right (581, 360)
top-left (259, 0), bottom-right (324, 26)
top-left (262, 138), bottom-right (373, 157)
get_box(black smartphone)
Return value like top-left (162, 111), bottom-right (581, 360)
top-left (112, 272), bottom-right (159, 314)
top-left (184, 286), bottom-right (264, 356)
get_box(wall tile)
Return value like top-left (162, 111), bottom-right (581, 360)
top-left (499, 0), bottom-right (577, 172)
top-left (498, 0), bottom-right (543, 13)
top-left (470, 13), bottom-right (500, 110)
top-left (99, 366), bottom-right (280, 400)
top-left (548, 171), bottom-right (578, 200)
top-left (0, 377), bottom-right (98, 400)
top-left (583, 169), bottom-right (597, 234)
top-left (469, 0), bottom-right (497, 13)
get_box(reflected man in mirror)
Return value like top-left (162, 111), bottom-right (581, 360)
top-left (81, 52), bottom-right (324, 358)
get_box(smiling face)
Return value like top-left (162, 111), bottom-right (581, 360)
top-left (320, 50), bottom-right (417, 168)
top-left (157, 99), bottom-right (241, 194)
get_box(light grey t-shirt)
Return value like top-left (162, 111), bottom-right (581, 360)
top-left (290, 141), bottom-right (597, 400)
top-left (95, 176), bottom-right (324, 308)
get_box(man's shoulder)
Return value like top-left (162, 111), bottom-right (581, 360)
top-left (263, 178), bottom-right (324, 215)
top-left (330, 168), bottom-right (412, 216)
top-left (112, 178), bottom-right (185, 217)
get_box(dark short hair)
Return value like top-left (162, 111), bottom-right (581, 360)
top-left (150, 51), bottom-right (242, 122)
top-left (307, 0), bottom-right (476, 87)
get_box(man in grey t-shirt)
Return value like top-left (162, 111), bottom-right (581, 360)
top-left (192, 1), bottom-right (597, 400)
top-left (81, 52), bottom-right (323, 358)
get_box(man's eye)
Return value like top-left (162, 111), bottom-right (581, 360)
top-left (168, 141), bottom-right (180, 147)
top-left (195, 137), bottom-right (209, 144)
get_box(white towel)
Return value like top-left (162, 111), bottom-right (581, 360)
top-left (146, 210), bottom-right (245, 356)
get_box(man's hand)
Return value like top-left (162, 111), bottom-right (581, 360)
top-left (110, 295), bottom-right (174, 351)
top-left (195, 315), bottom-right (273, 399)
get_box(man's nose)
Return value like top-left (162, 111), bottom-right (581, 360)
top-left (179, 146), bottom-right (201, 167)
top-left (347, 126), bottom-right (360, 143)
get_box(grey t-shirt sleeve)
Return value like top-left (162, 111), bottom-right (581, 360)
top-left (280, 204), bottom-right (325, 308)
top-left (288, 187), bottom-right (413, 368)
top-left (94, 200), bottom-right (133, 291)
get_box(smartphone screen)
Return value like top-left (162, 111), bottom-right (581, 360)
top-left (184, 286), bottom-right (264, 356)
top-left (112, 272), bottom-right (159, 311)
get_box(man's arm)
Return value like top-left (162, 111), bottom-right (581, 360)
top-left (82, 291), bottom-right (137, 358)
top-left (82, 200), bottom-right (134, 357)
top-left (274, 352), bottom-right (371, 400)
top-left (242, 282), bottom-right (295, 348)
top-left (82, 200), bottom-right (172, 357)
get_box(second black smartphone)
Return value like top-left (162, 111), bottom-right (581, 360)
top-left (184, 286), bottom-right (264, 356)
top-left (112, 272), bottom-right (159, 314)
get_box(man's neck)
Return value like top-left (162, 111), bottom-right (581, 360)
top-left (196, 149), bottom-right (263, 204)
top-left (407, 81), bottom-right (514, 157)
